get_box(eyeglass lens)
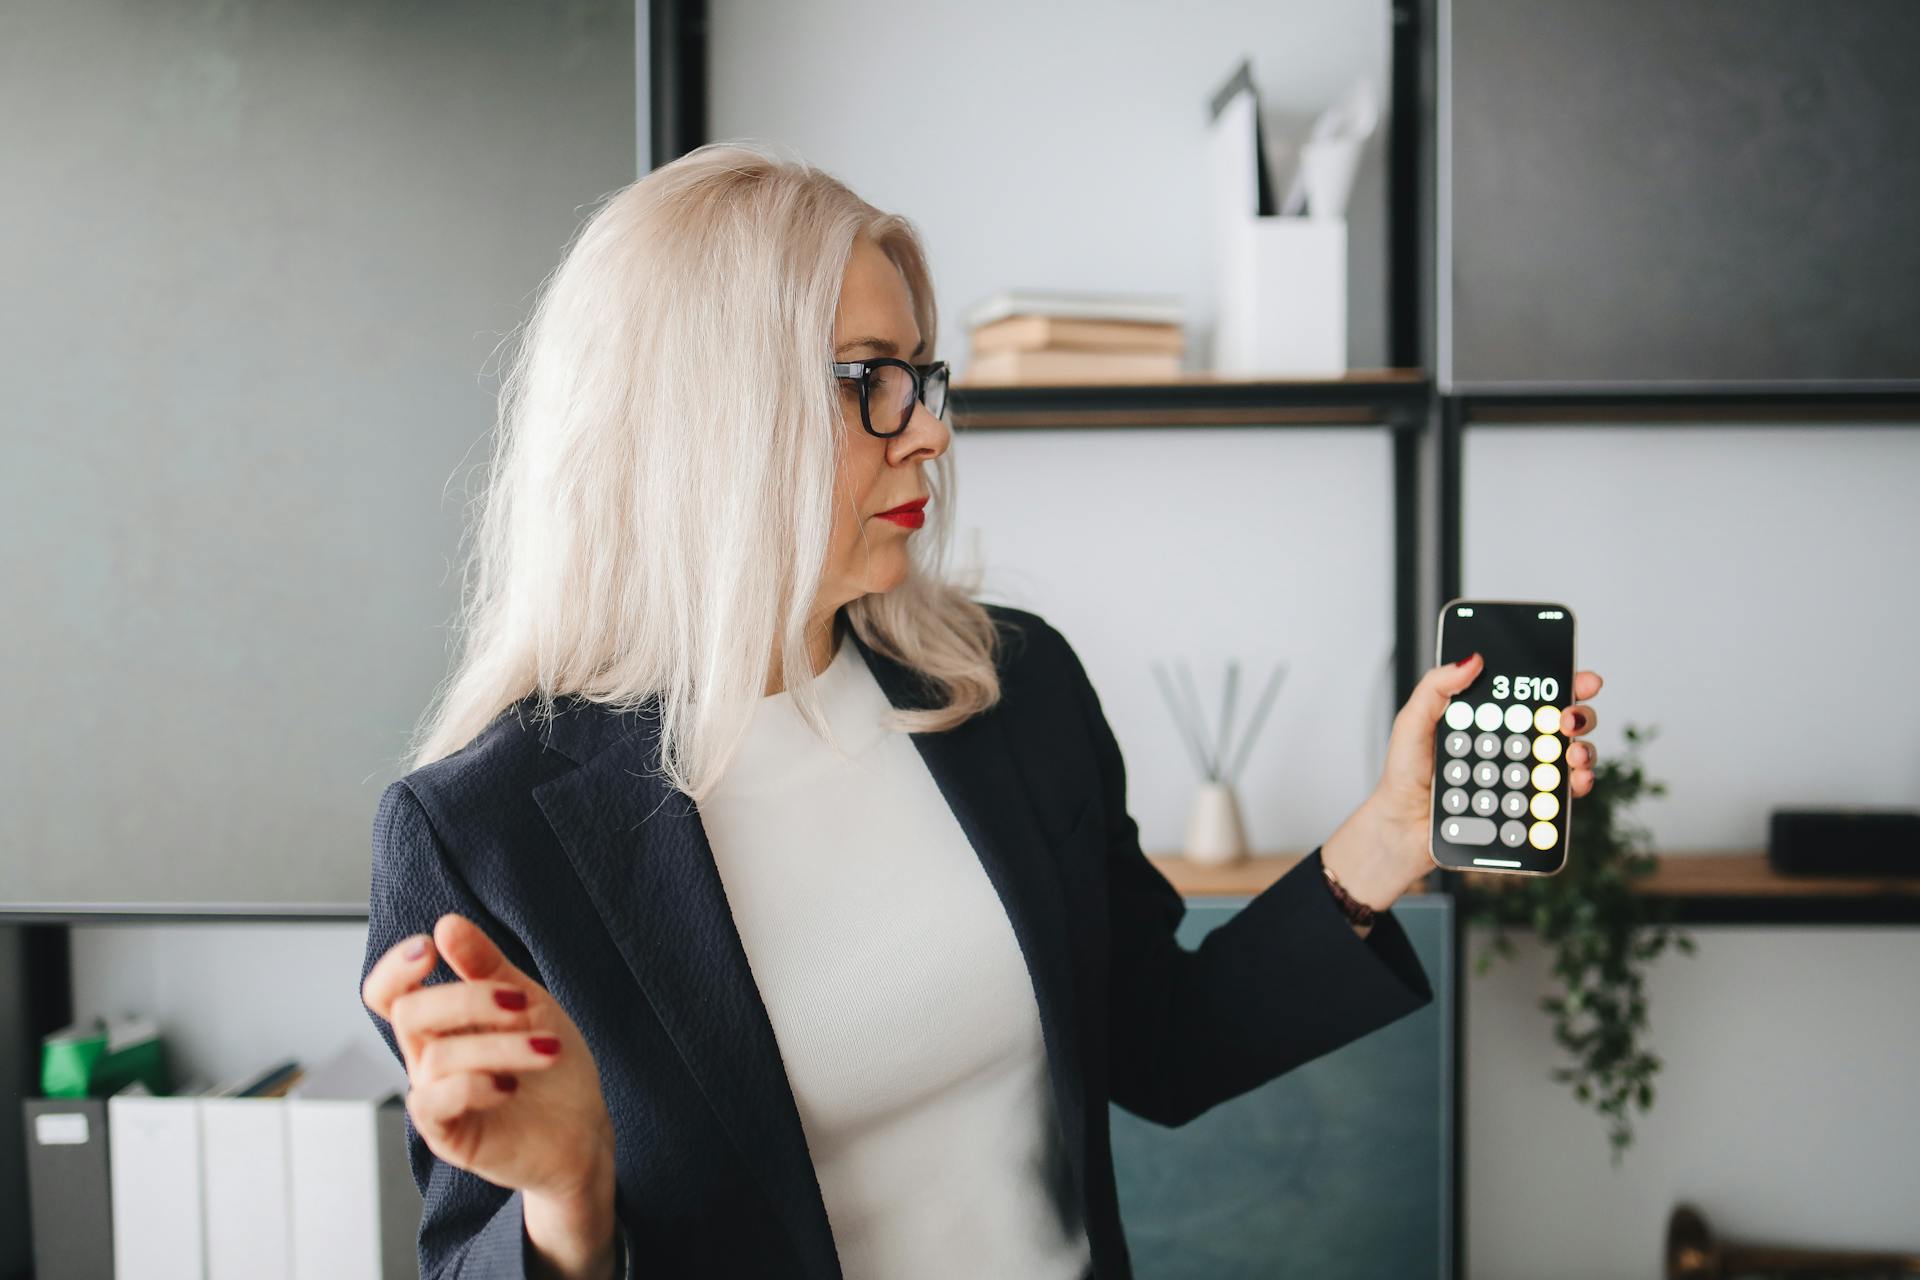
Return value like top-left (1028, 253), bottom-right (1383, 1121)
top-left (868, 364), bottom-right (948, 433)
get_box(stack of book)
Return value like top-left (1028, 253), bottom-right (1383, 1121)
top-left (961, 289), bottom-right (1186, 385)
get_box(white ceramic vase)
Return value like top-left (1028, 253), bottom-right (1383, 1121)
top-left (1183, 780), bottom-right (1249, 866)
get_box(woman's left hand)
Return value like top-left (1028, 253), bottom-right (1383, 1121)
top-left (1321, 652), bottom-right (1605, 911)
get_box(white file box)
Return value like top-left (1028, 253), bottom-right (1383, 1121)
top-left (201, 1096), bottom-right (294, 1280)
top-left (108, 1094), bottom-right (205, 1280)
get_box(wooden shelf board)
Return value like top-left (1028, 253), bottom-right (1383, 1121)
top-left (947, 369), bottom-right (1431, 430)
top-left (1146, 852), bottom-right (1435, 899)
top-left (1459, 851), bottom-right (1920, 899)
top-left (1149, 850), bottom-right (1920, 903)
top-left (953, 368), bottom-right (1427, 390)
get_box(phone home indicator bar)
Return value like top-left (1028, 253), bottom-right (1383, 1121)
top-left (1472, 857), bottom-right (1523, 868)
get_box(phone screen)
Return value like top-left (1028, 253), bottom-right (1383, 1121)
top-left (1430, 600), bottom-right (1577, 874)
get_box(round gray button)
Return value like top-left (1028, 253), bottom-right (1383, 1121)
top-left (1499, 819), bottom-right (1527, 847)
top-left (1471, 788), bottom-right (1499, 816)
top-left (1503, 761), bottom-right (1530, 790)
top-left (1443, 759), bottom-right (1471, 787)
top-left (1472, 760), bottom-right (1500, 788)
top-left (1500, 790), bottom-right (1528, 818)
top-left (1503, 734), bottom-right (1531, 760)
top-left (1445, 731), bottom-right (1473, 758)
top-left (1441, 786), bottom-right (1470, 814)
top-left (1474, 733), bottom-right (1502, 759)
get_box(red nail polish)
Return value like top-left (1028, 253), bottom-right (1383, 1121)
top-left (493, 1072), bottom-right (518, 1092)
top-left (530, 1035), bottom-right (562, 1056)
top-left (493, 988), bottom-right (527, 1011)
top-left (1453, 653), bottom-right (1475, 667)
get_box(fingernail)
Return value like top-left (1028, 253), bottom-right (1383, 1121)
top-left (493, 1072), bottom-right (518, 1092)
top-left (530, 1035), bottom-right (561, 1056)
top-left (403, 935), bottom-right (428, 960)
top-left (1453, 652), bottom-right (1476, 668)
top-left (1567, 709), bottom-right (1584, 730)
top-left (493, 988), bottom-right (527, 1011)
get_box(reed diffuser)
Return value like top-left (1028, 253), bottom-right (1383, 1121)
top-left (1150, 657), bottom-right (1287, 866)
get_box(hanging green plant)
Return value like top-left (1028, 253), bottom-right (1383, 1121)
top-left (1465, 722), bottom-right (1696, 1163)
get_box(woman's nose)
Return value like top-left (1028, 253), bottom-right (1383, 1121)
top-left (893, 398), bottom-right (950, 459)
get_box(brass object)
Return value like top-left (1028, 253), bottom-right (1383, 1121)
top-left (1667, 1203), bottom-right (1920, 1277)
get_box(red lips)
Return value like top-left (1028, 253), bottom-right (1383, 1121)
top-left (877, 497), bottom-right (928, 516)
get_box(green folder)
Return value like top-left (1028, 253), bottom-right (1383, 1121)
top-left (40, 1015), bottom-right (172, 1098)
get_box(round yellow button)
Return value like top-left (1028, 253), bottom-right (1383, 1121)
top-left (1529, 820), bottom-right (1558, 850)
top-left (1534, 705), bottom-right (1562, 735)
top-left (1531, 762), bottom-right (1562, 792)
top-left (1530, 791), bottom-right (1560, 820)
top-left (1533, 734), bottom-right (1562, 763)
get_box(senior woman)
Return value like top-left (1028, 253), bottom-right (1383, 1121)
top-left (359, 143), bottom-right (1604, 1280)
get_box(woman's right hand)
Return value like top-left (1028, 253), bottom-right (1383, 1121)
top-left (362, 912), bottom-right (616, 1210)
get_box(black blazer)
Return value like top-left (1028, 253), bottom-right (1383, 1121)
top-left (360, 603), bottom-right (1434, 1280)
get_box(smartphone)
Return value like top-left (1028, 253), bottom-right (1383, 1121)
top-left (1429, 599), bottom-right (1577, 875)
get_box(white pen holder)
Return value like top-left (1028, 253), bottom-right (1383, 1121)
top-left (1183, 780), bottom-right (1250, 866)
top-left (1212, 216), bottom-right (1347, 376)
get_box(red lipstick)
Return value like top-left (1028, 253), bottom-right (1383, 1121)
top-left (875, 497), bottom-right (927, 529)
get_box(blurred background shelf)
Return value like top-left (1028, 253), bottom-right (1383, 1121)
top-left (1148, 852), bottom-right (1433, 898)
top-left (1456, 852), bottom-right (1920, 926)
top-left (1150, 852), bottom-right (1920, 925)
top-left (1450, 381), bottom-right (1920, 425)
top-left (948, 369), bottom-right (1431, 429)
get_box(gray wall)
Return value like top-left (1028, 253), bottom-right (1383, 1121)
top-left (1, 0), bottom-right (636, 910)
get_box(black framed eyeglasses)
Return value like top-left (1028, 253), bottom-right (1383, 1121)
top-left (831, 357), bottom-right (950, 438)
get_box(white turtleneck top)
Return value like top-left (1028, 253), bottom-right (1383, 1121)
top-left (696, 632), bottom-right (1093, 1280)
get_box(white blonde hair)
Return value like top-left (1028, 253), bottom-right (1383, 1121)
top-left (405, 141), bottom-right (1005, 801)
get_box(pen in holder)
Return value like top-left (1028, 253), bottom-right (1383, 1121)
top-left (1151, 657), bottom-right (1288, 867)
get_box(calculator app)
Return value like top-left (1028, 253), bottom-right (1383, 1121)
top-left (1431, 601), bottom-right (1576, 874)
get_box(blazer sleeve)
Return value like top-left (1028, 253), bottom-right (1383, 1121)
top-left (361, 779), bottom-right (639, 1280)
top-left (1050, 623), bottom-right (1436, 1128)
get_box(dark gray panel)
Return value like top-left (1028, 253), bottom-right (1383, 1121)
top-left (1111, 896), bottom-right (1450, 1278)
top-left (1449, 0), bottom-right (1920, 384)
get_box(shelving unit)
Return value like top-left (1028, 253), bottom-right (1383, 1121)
top-left (950, 372), bottom-right (1435, 711)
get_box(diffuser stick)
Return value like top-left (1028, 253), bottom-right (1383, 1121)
top-left (1225, 662), bottom-right (1287, 785)
top-left (1152, 660), bottom-right (1215, 781)
top-left (1215, 659), bottom-right (1240, 791)
top-left (1173, 660), bottom-right (1218, 780)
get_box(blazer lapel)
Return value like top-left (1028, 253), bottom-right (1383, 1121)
top-left (531, 626), bottom-right (1087, 1280)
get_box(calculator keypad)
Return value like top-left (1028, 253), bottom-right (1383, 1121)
top-left (1437, 699), bottom-right (1567, 850)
